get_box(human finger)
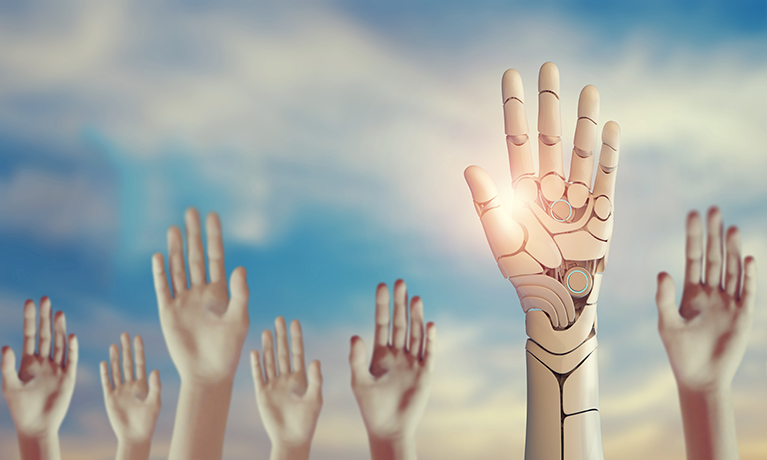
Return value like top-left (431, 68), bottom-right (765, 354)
top-left (290, 320), bottom-right (306, 374)
top-left (167, 226), bottom-right (188, 296)
top-left (185, 207), bottom-right (206, 286)
top-left (251, 350), bottom-right (266, 392)
top-left (408, 296), bottom-right (424, 358)
top-left (684, 211), bottom-right (704, 285)
top-left (206, 213), bottom-right (226, 284)
top-left (275, 316), bottom-right (290, 375)
top-left (53, 311), bottom-right (66, 366)
top-left (374, 283), bottom-right (390, 348)
top-left (423, 322), bottom-right (438, 371)
top-left (724, 226), bottom-right (742, 297)
top-left (391, 279), bottom-right (408, 349)
top-left (22, 300), bottom-right (37, 357)
top-left (109, 343), bottom-right (121, 387)
top-left (262, 329), bottom-right (276, 381)
top-left (38, 296), bottom-right (52, 359)
top-left (705, 207), bottom-right (723, 288)
top-left (134, 335), bottom-right (146, 381)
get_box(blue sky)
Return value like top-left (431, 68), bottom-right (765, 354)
top-left (0, 1), bottom-right (766, 459)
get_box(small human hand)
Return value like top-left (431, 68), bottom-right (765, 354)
top-left (251, 317), bottom-right (322, 460)
top-left (656, 207), bottom-right (757, 393)
top-left (349, 280), bottom-right (436, 460)
top-left (152, 208), bottom-right (250, 386)
top-left (1, 297), bottom-right (78, 460)
top-left (100, 333), bottom-right (161, 460)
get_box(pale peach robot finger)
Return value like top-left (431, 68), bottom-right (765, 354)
top-left (538, 62), bottom-right (567, 203)
top-left (502, 69), bottom-right (537, 204)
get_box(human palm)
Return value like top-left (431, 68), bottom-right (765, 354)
top-left (251, 317), bottom-right (322, 450)
top-left (1, 298), bottom-right (78, 438)
top-left (465, 62), bottom-right (620, 342)
top-left (657, 208), bottom-right (757, 392)
top-left (349, 281), bottom-right (437, 442)
top-left (153, 208), bottom-right (250, 385)
top-left (100, 333), bottom-right (161, 444)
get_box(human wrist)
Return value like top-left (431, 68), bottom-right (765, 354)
top-left (180, 372), bottom-right (236, 390)
top-left (368, 432), bottom-right (417, 460)
top-left (17, 430), bottom-right (61, 460)
top-left (270, 440), bottom-right (311, 460)
top-left (116, 438), bottom-right (152, 460)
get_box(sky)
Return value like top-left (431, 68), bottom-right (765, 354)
top-left (0, 0), bottom-right (766, 458)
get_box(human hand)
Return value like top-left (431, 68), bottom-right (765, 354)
top-left (251, 317), bottom-right (322, 460)
top-left (464, 62), bottom-right (620, 350)
top-left (1, 297), bottom-right (78, 460)
top-left (349, 280), bottom-right (436, 460)
top-left (152, 208), bottom-right (250, 386)
top-left (100, 333), bottom-right (161, 460)
top-left (656, 207), bottom-right (757, 393)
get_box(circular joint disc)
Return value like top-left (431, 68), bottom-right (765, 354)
top-left (564, 267), bottom-right (592, 298)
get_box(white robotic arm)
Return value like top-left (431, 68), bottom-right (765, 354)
top-left (465, 62), bottom-right (621, 460)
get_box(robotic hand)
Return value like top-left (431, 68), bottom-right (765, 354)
top-left (464, 62), bottom-right (620, 460)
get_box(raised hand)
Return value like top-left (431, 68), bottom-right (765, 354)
top-left (251, 317), bottom-right (323, 460)
top-left (153, 208), bottom-right (250, 385)
top-left (349, 280), bottom-right (436, 460)
top-left (152, 208), bottom-right (249, 460)
top-left (463, 62), bottom-right (618, 459)
top-left (1, 297), bottom-right (78, 460)
top-left (656, 207), bottom-right (757, 460)
top-left (100, 333), bottom-right (161, 460)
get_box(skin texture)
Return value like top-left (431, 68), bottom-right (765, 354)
top-left (349, 280), bottom-right (437, 460)
top-left (100, 333), bottom-right (162, 460)
top-left (251, 317), bottom-right (323, 460)
top-left (656, 207), bottom-right (758, 460)
top-left (152, 208), bottom-right (250, 460)
top-left (1, 297), bottom-right (79, 460)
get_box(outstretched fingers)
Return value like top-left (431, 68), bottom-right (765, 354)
top-left (148, 369), bottom-right (162, 404)
top-left (275, 316), bottom-right (291, 376)
top-left (185, 208), bottom-right (207, 286)
top-left (307, 360), bottom-right (322, 400)
top-left (1, 346), bottom-right (20, 388)
top-left (134, 335), bottom-right (147, 381)
top-left (374, 283), bottom-right (390, 348)
top-left (227, 267), bottom-right (249, 320)
top-left (656, 272), bottom-right (681, 330)
top-left (409, 296), bottom-right (424, 358)
top-left (66, 334), bottom-right (78, 372)
top-left (167, 225), bottom-right (188, 297)
top-left (349, 336), bottom-right (370, 384)
top-left (52, 311), bottom-right (67, 366)
top-left (291, 320), bottom-right (306, 374)
top-left (262, 329), bottom-right (276, 381)
top-left (22, 300), bottom-right (37, 357)
top-left (502, 68), bottom-right (535, 183)
top-left (120, 332), bottom-right (134, 382)
top-left (99, 360), bottom-right (113, 395)
top-left (684, 211), bottom-right (704, 285)
top-left (740, 256), bottom-right (758, 311)
top-left (591, 121), bottom-right (620, 209)
top-left (206, 213), bottom-right (226, 284)
top-left (464, 166), bottom-right (524, 265)
top-left (392, 280), bottom-right (408, 349)
top-left (251, 350), bottom-right (266, 392)
top-left (152, 253), bottom-right (172, 308)
top-left (724, 227), bottom-right (742, 297)
top-left (423, 322), bottom-right (437, 371)
top-left (38, 297), bottom-right (52, 359)
top-left (109, 343), bottom-right (122, 388)
top-left (705, 207), bottom-right (724, 288)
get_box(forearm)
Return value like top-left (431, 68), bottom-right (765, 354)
top-left (168, 378), bottom-right (234, 460)
top-left (678, 385), bottom-right (739, 460)
top-left (116, 439), bottom-right (152, 460)
top-left (17, 432), bottom-right (61, 460)
top-left (368, 434), bottom-right (417, 460)
top-left (524, 333), bottom-right (603, 459)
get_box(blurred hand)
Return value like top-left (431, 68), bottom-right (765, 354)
top-left (656, 207), bottom-right (757, 393)
top-left (100, 333), bottom-right (161, 459)
top-left (152, 208), bottom-right (250, 386)
top-left (1, 297), bottom-right (78, 460)
top-left (251, 317), bottom-right (323, 460)
top-left (349, 280), bottom-right (436, 460)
